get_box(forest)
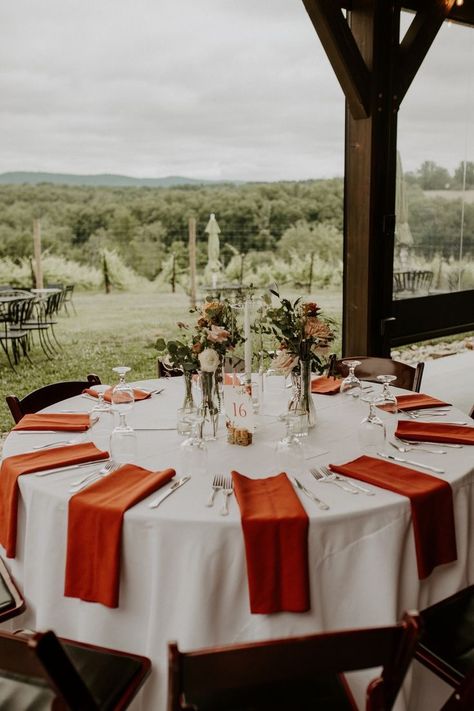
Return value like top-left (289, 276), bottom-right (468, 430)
top-left (0, 160), bottom-right (472, 291)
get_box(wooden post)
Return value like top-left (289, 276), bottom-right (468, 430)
top-left (103, 254), bottom-right (111, 294)
top-left (171, 255), bottom-right (176, 293)
top-left (240, 254), bottom-right (245, 283)
top-left (33, 219), bottom-right (44, 289)
top-left (189, 217), bottom-right (197, 308)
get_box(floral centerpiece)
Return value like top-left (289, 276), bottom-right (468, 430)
top-left (262, 290), bottom-right (335, 427)
top-left (156, 298), bottom-right (242, 438)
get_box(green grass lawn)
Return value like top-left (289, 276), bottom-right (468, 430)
top-left (0, 288), bottom-right (343, 433)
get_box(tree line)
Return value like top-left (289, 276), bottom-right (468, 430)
top-left (0, 162), bottom-right (472, 283)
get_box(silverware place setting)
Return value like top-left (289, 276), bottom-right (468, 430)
top-left (312, 466), bottom-right (375, 495)
top-left (206, 474), bottom-right (224, 507)
top-left (396, 436), bottom-right (462, 449)
top-left (220, 477), bottom-right (234, 516)
top-left (376, 451), bottom-right (445, 474)
top-left (149, 475), bottom-right (191, 509)
top-left (292, 477), bottom-right (329, 510)
top-left (33, 458), bottom-right (112, 477)
top-left (69, 461), bottom-right (121, 492)
top-left (390, 438), bottom-right (447, 454)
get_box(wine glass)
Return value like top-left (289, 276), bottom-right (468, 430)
top-left (358, 394), bottom-right (386, 454)
top-left (376, 374), bottom-right (398, 413)
top-left (109, 366), bottom-right (136, 463)
top-left (179, 411), bottom-right (208, 477)
top-left (340, 360), bottom-right (362, 398)
top-left (274, 412), bottom-right (306, 476)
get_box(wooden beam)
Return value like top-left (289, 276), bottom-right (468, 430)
top-left (397, 0), bottom-right (457, 102)
top-left (343, 1), bottom-right (400, 356)
top-left (302, 0), bottom-right (370, 119)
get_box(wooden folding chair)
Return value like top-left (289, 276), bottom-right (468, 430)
top-left (415, 586), bottom-right (474, 709)
top-left (0, 556), bottom-right (25, 624)
top-left (328, 355), bottom-right (424, 392)
top-left (168, 611), bottom-right (420, 711)
top-left (6, 374), bottom-right (101, 424)
top-left (0, 628), bottom-right (150, 710)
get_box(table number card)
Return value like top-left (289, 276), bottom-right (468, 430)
top-left (223, 382), bottom-right (254, 445)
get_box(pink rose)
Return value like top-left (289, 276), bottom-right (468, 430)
top-left (207, 325), bottom-right (230, 344)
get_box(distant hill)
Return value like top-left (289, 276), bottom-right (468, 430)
top-left (0, 171), bottom-right (235, 188)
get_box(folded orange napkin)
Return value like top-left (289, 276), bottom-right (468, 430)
top-left (64, 465), bottom-right (175, 607)
top-left (396, 420), bottom-right (474, 446)
top-left (311, 376), bottom-right (341, 395)
top-left (379, 393), bottom-right (450, 412)
top-left (13, 413), bottom-right (92, 432)
top-left (83, 387), bottom-right (151, 402)
top-left (329, 456), bottom-right (457, 579)
top-left (0, 443), bottom-right (109, 558)
top-left (232, 471), bottom-right (310, 614)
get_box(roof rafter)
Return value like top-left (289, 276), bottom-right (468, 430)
top-left (302, 0), bottom-right (370, 119)
top-left (397, 0), bottom-right (457, 103)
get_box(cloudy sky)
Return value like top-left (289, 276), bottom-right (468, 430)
top-left (1, 0), bottom-right (472, 182)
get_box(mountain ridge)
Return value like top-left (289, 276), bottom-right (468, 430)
top-left (0, 171), bottom-right (240, 188)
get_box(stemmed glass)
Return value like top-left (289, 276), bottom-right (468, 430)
top-left (179, 411), bottom-right (208, 477)
top-left (109, 366), bottom-right (137, 463)
top-left (358, 394), bottom-right (386, 454)
top-left (340, 360), bottom-right (362, 398)
top-left (274, 412), bottom-right (306, 476)
top-left (376, 374), bottom-right (398, 413)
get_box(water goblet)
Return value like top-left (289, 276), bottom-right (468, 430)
top-left (340, 360), bottom-right (362, 398)
top-left (179, 411), bottom-right (208, 477)
top-left (358, 394), bottom-right (386, 454)
top-left (109, 366), bottom-right (136, 463)
top-left (274, 412), bottom-right (306, 476)
top-left (376, 374), bottom-right (398, 414)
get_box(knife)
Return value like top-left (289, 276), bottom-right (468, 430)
top-left (376, 452), bottom-right (445, 474)
top-left (33, 458), bottom-right (111, 477)
top-left (291, 477), bottom-right (330, 510)
top-left (149, 476), bottom-right (191, 509)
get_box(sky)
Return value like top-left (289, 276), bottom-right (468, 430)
top-left (0, 0), bottom-right (472, 182)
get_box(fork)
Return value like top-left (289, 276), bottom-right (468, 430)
top-left (206, 474), bottom-right (223, 507)
top-left (33, 437), bottom-right (84, 450)
top-left (396, 436), bottom-right (462, 450)
top-left (319, 465), bottom-right (375, 496)
top-left (220, 477), bottom-right (234, 516)
top-left (69, 461), bottom-right (119, 492)
top-left (391, 438), bottom-right (447, 454)
top-left (310, 467), bottom-right (359, 494)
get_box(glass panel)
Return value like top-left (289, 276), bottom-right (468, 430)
top-left (395, 16), bottom-right (473, 299)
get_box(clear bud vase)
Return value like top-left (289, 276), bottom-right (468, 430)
top-left (198, 371), bottom-right (219, 440)
top-left (288, 359), bottom-right (316, 429)
top-left (182, 370), bottom-right (196, 413)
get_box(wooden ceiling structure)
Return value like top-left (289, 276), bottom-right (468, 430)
top-left (302, 0), bottom-right (474, 356)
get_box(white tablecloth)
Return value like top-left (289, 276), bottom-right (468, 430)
top-left (2, 377), bottom-right (473, 710)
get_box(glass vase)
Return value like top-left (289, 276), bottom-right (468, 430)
top-left (198, 370), bottom-right (220, 440)
top-left (182, 370), bottom-right (196, 413)
top-left (288, 359), bottom-right (316, 429)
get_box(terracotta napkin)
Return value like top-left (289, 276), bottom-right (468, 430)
top-left (379, 393), bottom-right (450, 412)
top-left (13, 413), bottom-right (92, 432)
top-left (232, 471), bottom-right (310, 614)
top-left (329, 455), bottom-right (457, 579)
top-left (64, 465), bottom-right (175, 607)
top-left (83, 387), bottom-right (151, 402)
top-left (311, 376), bottom-right (341, 395)
top-left (396, 420), bottom-right (474, 446)
top-left (0, 443), bottom-right (109, 558)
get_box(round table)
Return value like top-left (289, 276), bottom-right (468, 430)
top-left (2, 377), bottom-right (473, 710)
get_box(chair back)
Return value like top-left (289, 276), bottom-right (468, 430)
top-left (0, 629), bottom-right (150, 711)
top-left (168, 612), bottom-right (420, 711)
top-left (0, 557), bottom-right (25, 623)
top-left (6, 374), bottom-right (101, 424)
top-left (329, 355), bottom-right (424, 392)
